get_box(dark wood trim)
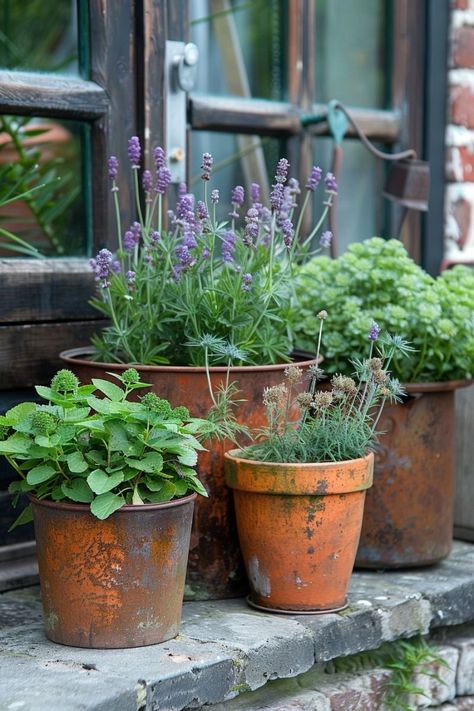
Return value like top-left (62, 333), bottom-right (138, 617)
top-left (89, 0), bottom-right (139, 251)
top-left (422, 0), bottom-right (449, 277)
top-left (190, 94), bottom-right (401, 140)
top-left (0, 70), bottom-right (108, 119)
top-left (0, 321), bottom-right (106, 389)
top-left (0, 259), bottom-right (96, 324)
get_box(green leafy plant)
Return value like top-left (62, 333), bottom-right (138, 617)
top-left (330, 636), bottom-right (449, 711)
top-left (292, 237), bottom-right (474, 383)
top-left (0, 368), bottom-right (213, 525)
top-left (241, 313), bottom-right (409, 463)
top-left (89, 141), bottom-right (336, 366)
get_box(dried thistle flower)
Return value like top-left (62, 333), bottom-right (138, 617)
top-left (284, 365), bottom-right (303, 384)
top-left (263, 384), bottom-right (287, 406)
top-left (317, 310), bottom-right (327, 320)
top-left (296, 392), bottom-right (313, 409)
top-left (312, 391), bottom-right (333, 410)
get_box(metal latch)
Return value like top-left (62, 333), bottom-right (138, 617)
top-left (165, 41), bottom-right (199, 183)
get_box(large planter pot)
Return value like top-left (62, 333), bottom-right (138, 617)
top-left (31, 493), bottom-right (196, 648)
top-left (224, 450), bottom-right (374, 613)
top-left (60, 347), bottom-right (317, 600)
top-left (356, 380), bottom-right (470, 569)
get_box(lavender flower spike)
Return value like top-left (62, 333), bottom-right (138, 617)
top-left (142, 169), bottom-right (153, 193)
top-left (368, 321), bottom-right (381, 341)
top-left (231, 185), bottom-right (245, 206)
top-left (107, 156), bottom-right (119, 181)
top-left (324, 172), bottom-right (338, 194)
top-left (153, 146), bottom-right (166, 170)
top-left (275, 158), bottom-right (289, 184)
top-left (250, 182), bottom-right (261, 203)
top-left (155, 166), bottom-right (172, 195)
top-left (306, 166), bottom-right (322, 192)
top-left (211, 189), bottom-right (219, 204)
top-left (201, 152), bottom-right (213, 181)
top-left (242, 273), bottom-right (253, 291)
top-left (319, 230), bottom-right (332, 248)
top-left (128, 136), bottom-right (141, 168)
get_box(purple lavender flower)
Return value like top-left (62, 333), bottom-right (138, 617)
top-left (176, 193), bottom-right (195, 221)
top-left (231, 185), bottom-right (245, 206)
top-left (281, 218), bottom-right (294, 248)
top-left (107, 156), bottom-right (119, 181)
top-left (125, 270), bottom-right (136, 290)
top-left (242, 273), bottom-right (253, 291)
top-left (201, 152), bottom-right (213, 181)
top-left (368, 321), bottom-right (380, 341)
top-left (201, 247), bottom-right (210, 259)
top-left (142, 169), bottom-right (153, 193)
top-left (128, 136), bottom-right (141, 168)
top-left (196, 200), bottom-right (209, 221)
top-left (175, 244), bottom-right (195, 269)
top-left (324, 172), bottom-right (338, 194)
top-left (222, 230), bottom-right (236, 263)
top-left (306, 166), bottom-right (322, 192)
top-left (153, 146), bottom-right (166, 170)
top-left (111, 259), bottom-right (121, 274)
top-left (183, 232), bottom-right (198, 249)
top-left (211, 189), bottom-right (219, 204)
top-left (155, 166), bottom-right (172, 194)
top-left (90, 248), bottom-right (114, 285)
top-left (270, 182), bottom-right (284, 212)
top-left (178, 182), bottom-right (187, 198)
top-left (319, 230), bottom-right (332, 248)
top-left (243, 207), bottom-right (259, 247)
top-left (250, 183), bottom-right (261, 204)
top-left (123, 221), bottom-right (141, 252)
top-left (275, 158), bottom-right (289, 184)
top-left (151, 231), bottom-right (160, 243)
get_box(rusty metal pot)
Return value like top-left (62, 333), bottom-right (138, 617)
top-left (60, 347), bottom-right (317, 600)
top-left (356, 380), bottom-right (470, 569)
top-left (31, 493), bottom-right (196, 648)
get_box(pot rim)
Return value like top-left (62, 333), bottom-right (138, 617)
top-left (59, 347), bottom-right (318, 374)
top-left (224, 449), bottom-right (374, 469)
top-left (404, 378), bottom-right (473, 393)
top-left (28, 492), bottom-right (197, 513)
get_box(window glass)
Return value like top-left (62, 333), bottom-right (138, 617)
top-left (315, 0), bottom-right (387, 109)
top-left (0, 0), bottom-right (78, 74)
top-left (314, 138), bottom-right (387, 254)
top-left (191, 0), bottom-right (286, 100)
top-left (0, 115), bottom-right (89, 257)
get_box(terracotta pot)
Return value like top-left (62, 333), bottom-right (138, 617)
top-left (356, 380), bottom-right (471, 569)
top-left (31, 493), bottom-right (196, 648)
top-left (60, 347), bottom-right (317, 600)
top-left (224, 450), bottom-right (374, 612)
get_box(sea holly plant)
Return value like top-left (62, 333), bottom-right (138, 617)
top-left (0, 369), bottom-right (213, 526)
top-left (89, 139), bottom-right (336, 367)
top-left (242, 313), bottom-right (410, 463)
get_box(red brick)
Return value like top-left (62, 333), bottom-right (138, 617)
top-left (451, 84), bottom-right (474, 128)
top-left (452, 27), bottom-right (474, 69)
top-left (446, 146), bottom-right (474, 181)
top-left (451, 196), bottom-right (473, 249)
top-left (452, 0), bottom-right (469, 8)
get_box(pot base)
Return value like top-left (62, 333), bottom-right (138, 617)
top-left (246, 596), bottom-right (348, 615)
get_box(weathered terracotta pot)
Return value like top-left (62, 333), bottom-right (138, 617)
top-left (31, 493), bottom-right (196, 648)
top-left (356, 380), bottom-right (470, 569)
top-left (60, 347), bottom-right (317, 600)
top-left (224, 450), bottom-right (374, 613)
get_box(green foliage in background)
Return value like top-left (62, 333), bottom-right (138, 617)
top-left (292, 237), bottom-right (474, 383)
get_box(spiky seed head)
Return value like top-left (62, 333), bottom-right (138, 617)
top-left (121, 368), bottom-right (141, 385)
top-left (51, 369), bottom-right (80, 395)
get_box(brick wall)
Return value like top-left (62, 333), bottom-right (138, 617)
top-left (445, 0), bottom-right (474, 263)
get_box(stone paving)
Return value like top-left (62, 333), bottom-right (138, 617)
top-left (0, 541), bottom-right (473, 710)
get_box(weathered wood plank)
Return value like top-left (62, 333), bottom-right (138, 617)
top-left (454, 384), bottom-right (474, 541)
top-left (0, 321), bottom-right (106, 388)
top-left (189, 94), bottom-right (401, 141)
top-left (0, 259), bottom-right (97, 323)
top-left (0, 70), bottom-right (107, 119)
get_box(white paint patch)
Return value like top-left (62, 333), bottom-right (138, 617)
top-left (451, 8), bottom-right (474, 28)
top-left (248, 556), bottom-right (271, 598)
top-left (446, 124), bottom-right (474, 148)
top-left (449, 68), bottom-right (474, 89)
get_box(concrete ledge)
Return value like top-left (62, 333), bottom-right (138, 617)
top-left (0, 541), bottom-right (473, 710)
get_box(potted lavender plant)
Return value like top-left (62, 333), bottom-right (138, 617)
top-left (60, 138), bottom-right (335, 599)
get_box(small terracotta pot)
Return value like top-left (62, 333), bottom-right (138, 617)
top-left (60, 347), bottom-right (317, 601)
top-left (224, 450), bottom-right (374, 613)
top-left (31, 493), bottom-right (196, 648)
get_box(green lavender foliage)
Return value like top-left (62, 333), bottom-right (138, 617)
top-left (90, 149), bottom-right (335, 367)
top-left (0, 369), bottom-right (213, 525)
top-left (292, 237), bottom-right (474, 382)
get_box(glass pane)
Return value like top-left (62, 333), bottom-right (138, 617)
top-left (315, 0), bottom-right (387, 108)
top-left (314, 138), bottom-right (386, 254)
top-left (190, 131), bottom-right (285, 214)
top-left (190, 0), bottom-right (286, 100)
top-left (0, 115), bottom-right (89, 257)
top-left (0, 0), bottom-right (78, 74)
